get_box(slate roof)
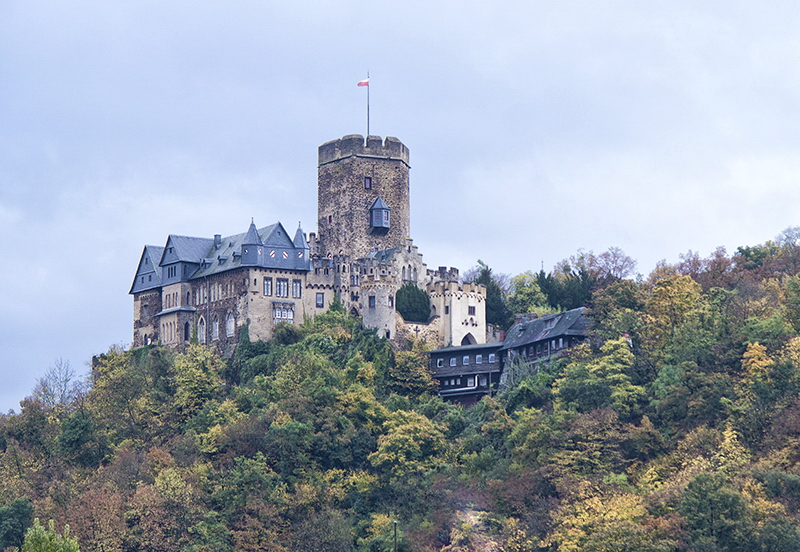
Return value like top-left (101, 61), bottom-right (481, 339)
top-left (192, 221), bottom-right (310, 278)
top-left (370, 196), bottom-right (389, 210)
top-left (365, 247), bottom-right (398, 264)
top-left (161, 235), bottom-right (215, 265)
top-left (129, 245), bottom-right (164, 294)
top-left (130, 221), bottom-right (311, 295)
top-left (429, 342), bottom-right (504, 356)
top-left (498, 307), bottom-right (588, 353)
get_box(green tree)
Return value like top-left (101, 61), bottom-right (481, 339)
top-left (18, 519), bottom-right (79, 552)
top-left (395, 282), bottom-right (430, 323)
top-left (0, 498), bottom-right (32, 550)
top-left (172, 344), bottom-right (225, 419)
top-left (553, 337), bottom-right (645, 419)
top-left (469, 260), bottom-right (512, 329)
top-left (387, 341), bottom-right (436, 396)
top-left (678, 473), bottom-right (749, 552)
top-left (507, 271), bottom-right (549, 316)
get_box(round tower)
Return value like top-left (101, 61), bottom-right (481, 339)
top-left (317, 134), bottom-right (410, 259)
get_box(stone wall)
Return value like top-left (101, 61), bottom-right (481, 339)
top-left (317, 135), bottom-right (410, 260)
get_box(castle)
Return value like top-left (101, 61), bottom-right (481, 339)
top-left (130, 135), bottom-right (491, 353)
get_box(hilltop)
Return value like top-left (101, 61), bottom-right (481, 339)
top-left (4, 231), bottom-right (800, 551)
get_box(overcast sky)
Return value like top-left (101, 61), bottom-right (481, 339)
top-left (2, 0), bottom-right (800, 412)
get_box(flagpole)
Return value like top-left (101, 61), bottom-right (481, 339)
top-left (357, 73), bottom-right (370, 136)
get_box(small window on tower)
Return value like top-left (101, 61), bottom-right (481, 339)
top-left (328, 215), bottom-right (333, 224)
top-left (364, 176), bottom-right (372, 189)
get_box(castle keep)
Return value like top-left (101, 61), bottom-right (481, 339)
top-left (130, 135), bottom-right (489, 352)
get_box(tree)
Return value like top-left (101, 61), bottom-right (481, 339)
top-left (31, 359), bottom-right (86, 421)
top-left (467, 260), bottom-right (512, 329)
top-left (553, 338), bottom-right (645, 419)
top-left (678, 473), bottom-right (749, 552)
top-left (18, 518), bottom-right (80, 552)
top-left (395, 282), bottom-right (430, 323)
top-left (172, 345), bottom-right (225, 419)
top-left (388, 341), bottom-right (437, 396)
top-left (0, 498), bottom-right (32, 550)
top-left (507, 271), bottom-right (548, 316)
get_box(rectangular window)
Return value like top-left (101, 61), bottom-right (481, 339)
top-left (364, 176), bottom-right (372, 189)
top-left (476, 354), bottom-right (482, 364)
top-left (480, 375), bottom-right (488, 386)
top-left (488, 353), bottom-right (496, 363)
top-left (468, 306), bottom-right (476, 316)
top-left (389, 296), bottom-right (394, 307)
top-left (276, 278), bottom-right (289, 297)
top-left (436, 358), bottom-right (444, 368)
top-left (369, 296), bottom-right (376, 308)
top-left (463, 356), bottom-right (469, 365)
top-left (450, 357), bottom-right (457, 367)
top-left (292, 279), bottom-right (302, 298)
top-left (467, 377), bottom-right (475, 387)
top-left (316, 292), bottom-right (324, 308)
top-left (264, 277), bottom-right (273, 296)
top-left (444, 306), bottom-right (450, 315)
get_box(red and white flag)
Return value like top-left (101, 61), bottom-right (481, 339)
top-left (357, 78), bottom-right (369, 87)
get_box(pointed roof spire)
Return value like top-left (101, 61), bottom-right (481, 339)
top-left (243, 218), bottom-right (262, 245)
top-left (293, 221), bottom-right (309, 249)
top-left (370, 196), bottom-right (389, 210)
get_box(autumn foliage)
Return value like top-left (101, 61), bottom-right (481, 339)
top-left (5, 233), bottom-right (800, 550)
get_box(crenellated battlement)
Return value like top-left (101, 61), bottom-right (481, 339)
top-left (318, 134), bottom-right (410, 166)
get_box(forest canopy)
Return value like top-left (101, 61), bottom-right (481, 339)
top-left (4, 228), bottom-right (800, 551)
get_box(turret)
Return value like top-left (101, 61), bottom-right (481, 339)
top-left (241, 219), bottom-right (262, 266)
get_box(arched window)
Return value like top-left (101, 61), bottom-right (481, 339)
top-left (212, 315), bottom-right (219, 340)
top-left (184, 322), bottom-right (191, 342)
top-left (198, 318), bottom-right (206, 344)
top-left (226, 313), bottom-right (235, 337)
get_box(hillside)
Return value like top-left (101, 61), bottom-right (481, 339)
top-left (5, 234), bottom-right (800, 551)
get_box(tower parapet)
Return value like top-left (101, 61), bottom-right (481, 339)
top-left (318, 135), bottom-right (410, 166)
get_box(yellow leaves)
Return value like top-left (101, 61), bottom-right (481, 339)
top-left (154, 467), bottom-right (194, 504)
top-left (742, 342), bottom-right (773, 380)
top-left (369, 410), bottom-right (447, 478)
top-left (357, 513), bottom-right (396, 549)
top-left (711, 424), bottom-right (750, 476)
top-left (545, 488), bottom-right (648, 552)
top-left (173, 344), bottom-right (224, 416)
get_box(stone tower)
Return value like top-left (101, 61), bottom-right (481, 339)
top-left (317, 134), bottom-right (410, 259)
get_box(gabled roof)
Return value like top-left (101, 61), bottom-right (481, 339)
top-left (130, 221), bottom-right (312, 295)
top-left (129, 245), bottom-right (164, 294)
top-left (499, 307), bottom-right (588, 352)
top-left (191, 221), bottom-right (309, 278)
top-left (160, 235), bottom-right (214, 266)
top-left (261, 223), bottom-right (295, 248)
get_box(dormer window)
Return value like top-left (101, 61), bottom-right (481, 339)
top-left (369, 197), bottom-right (390, 230)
